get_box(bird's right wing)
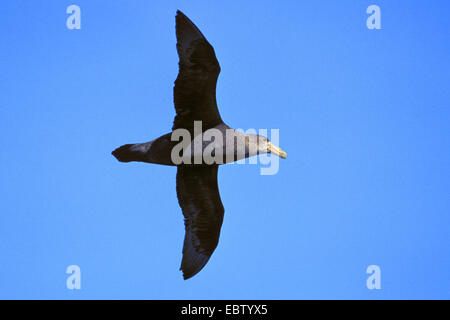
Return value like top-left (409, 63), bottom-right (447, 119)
top-left (173, 10), bottom-right (223, 133)
top-left (176, 165), bottom-right (224, 279)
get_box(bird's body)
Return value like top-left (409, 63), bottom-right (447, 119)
top-left (112, 10), bottom-right (286, 279)
top-left (113, 123), bottom-right (270, 166)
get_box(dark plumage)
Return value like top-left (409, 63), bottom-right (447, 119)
top-left (112, 10), bottom-right (286, 280)
top-left (177, 165), bottom-right (224, 279)
top-left (173, 11), bottom-right (223, 133)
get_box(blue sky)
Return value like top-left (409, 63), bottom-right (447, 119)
top-left (0, 0), bottom-right (449, 299)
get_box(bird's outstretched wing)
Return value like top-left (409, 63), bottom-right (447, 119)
top-left (173, 10), bottom-right (223, 133)
top-left (176, 165), bottom-right (224, 279)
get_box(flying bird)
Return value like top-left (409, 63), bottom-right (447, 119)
top-left (112, 10), bottom-right (287, 279)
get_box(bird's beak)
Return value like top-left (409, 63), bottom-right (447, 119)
top-left (268, 142), bottom-right (287, 159)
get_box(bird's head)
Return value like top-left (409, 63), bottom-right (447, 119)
top-left (248, 134), bottom-right (287, 159)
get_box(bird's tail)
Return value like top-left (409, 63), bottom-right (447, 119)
top-left (112, 143), bottom-right (147, 163)
top-left (112, 134), bottom-right (175, 165)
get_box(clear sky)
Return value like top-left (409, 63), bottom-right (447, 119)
top-left (0, 0), bottom-right (449, 299)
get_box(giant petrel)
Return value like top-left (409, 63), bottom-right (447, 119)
top-left (112, 10), bottom-right (287, 279)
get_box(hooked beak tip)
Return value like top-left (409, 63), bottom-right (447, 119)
top-left (268, 143), bottom-right (287, 159)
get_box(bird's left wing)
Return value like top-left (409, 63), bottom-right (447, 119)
top-left (176, 165), bottom-right (224, 279)
top-left (173, 10), bottom-right (223, 134)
